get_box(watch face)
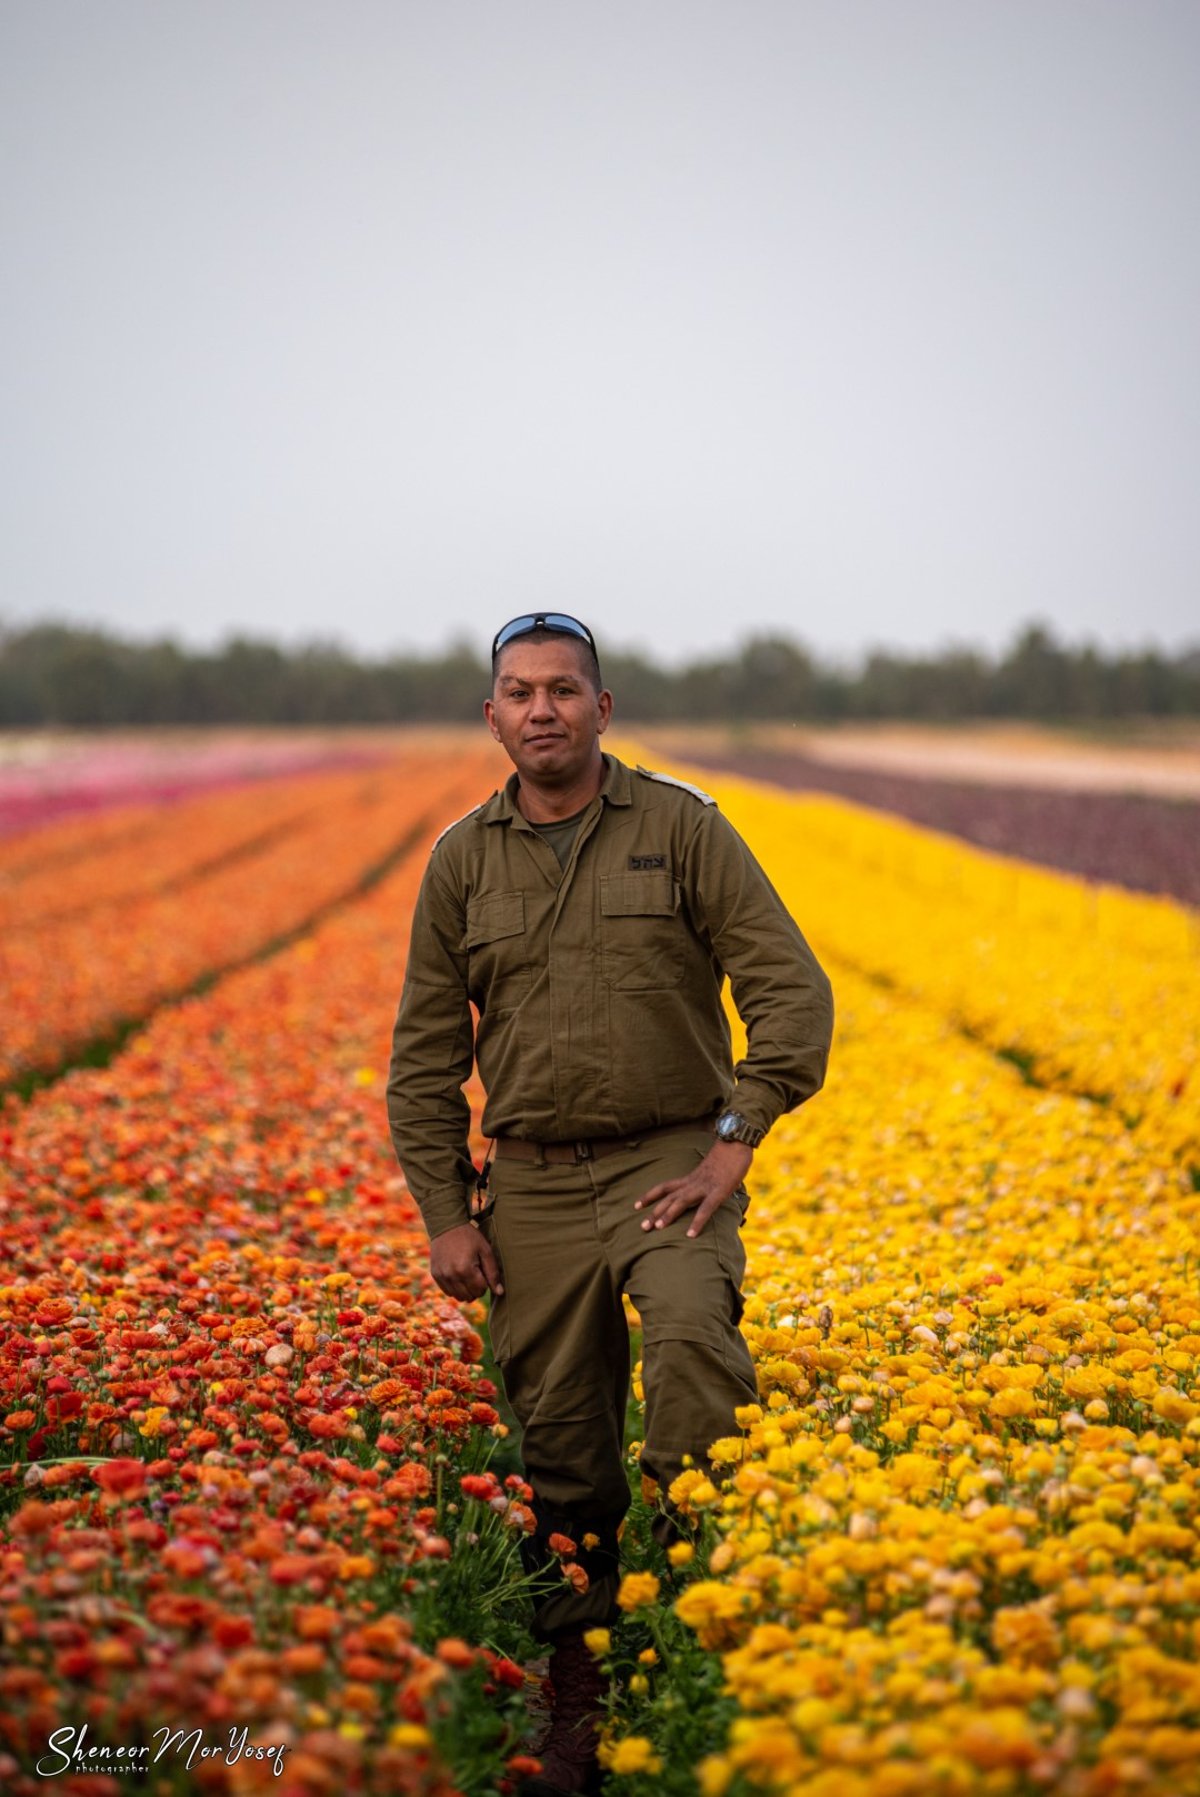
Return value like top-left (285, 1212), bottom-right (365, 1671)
top-left (717, 1110), bottom-right (745, 1140)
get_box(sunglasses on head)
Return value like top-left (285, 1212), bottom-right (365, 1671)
top-left (491, 613), bottom-right (597, 659)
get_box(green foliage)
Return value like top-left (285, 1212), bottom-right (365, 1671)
top-left (2, 618), bottom-right (1197, 725)
top-left (591, 1490), bottom-right (753, 1797)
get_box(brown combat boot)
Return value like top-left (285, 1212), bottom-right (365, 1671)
top-left (520, 1630), bottom-right (607, 1797)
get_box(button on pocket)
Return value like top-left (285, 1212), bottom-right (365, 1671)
top-left (598, 871), bottom-right (684, 990)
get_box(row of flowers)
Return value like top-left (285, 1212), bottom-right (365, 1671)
top-left (1, 743), bottom-right (536, 1794)
top-left (0, 748), bottom-right (493, 1089)
top-left (596, 760), bottom-right (1200, 1795)
top-left (5, 740), bottom-right (1197, 1793)
top-left (662, 737), bottom-right (1200, 908)
top-left (658, 761), bottom-right (1199, 1169)
top-left (0, 733), bottom-right (382, 840)
top-left (0, 765), bottom-right (369, 932)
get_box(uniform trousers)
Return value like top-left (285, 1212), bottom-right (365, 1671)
top-left (476, 1122), bottom-right (759, 1639)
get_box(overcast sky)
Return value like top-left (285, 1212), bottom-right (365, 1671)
top-left (3, 3), bottom-right (1197, 667)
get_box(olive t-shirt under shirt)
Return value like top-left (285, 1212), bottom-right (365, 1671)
top-left (529, 804), bottom-right (590, 872)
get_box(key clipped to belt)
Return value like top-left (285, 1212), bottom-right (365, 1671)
top-left (471, 1139), bottom-right (497, 1225)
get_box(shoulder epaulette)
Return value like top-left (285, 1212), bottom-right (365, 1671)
top-left (634, 765), bottom-right (717, 806)
top-left (431, 797), bottom-right (493, 851)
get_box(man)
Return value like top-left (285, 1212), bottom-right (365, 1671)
top-left (387, 612), bottom-right (833, 1796)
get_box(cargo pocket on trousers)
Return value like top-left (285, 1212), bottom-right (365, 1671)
top-left (520, 1378), bottom-right (630, 1514)
top-left (687, 1147), bottom-right (749, 1327)
top-left (712, 1189), bottom-right (749, 1330)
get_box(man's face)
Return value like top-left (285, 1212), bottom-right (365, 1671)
top-left (484, 637), bottom-right (613, 786)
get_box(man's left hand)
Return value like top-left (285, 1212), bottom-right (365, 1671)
top-left (634, 1140), bottom-right (753, 1238)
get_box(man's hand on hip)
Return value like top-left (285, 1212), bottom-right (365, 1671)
top-left (634, 1140), bottom-right (754, 1238)
top-left (430, 1223), bottom-right (505, 1301)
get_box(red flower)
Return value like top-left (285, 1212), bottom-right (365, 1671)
top-left (92, 1458), bottom-right (147, 1498)
top-left (213, 1614), bottom-right (255, 1649)
top-left (491, 1658), bottom-right (526, 1690)
top-left (46, 1392), bottom-right (84, 1422)
top-left (461, 1472), bottom-right (501, 1501)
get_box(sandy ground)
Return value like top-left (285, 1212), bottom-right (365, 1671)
top-left (640, 723), bottom-right (1200, 797)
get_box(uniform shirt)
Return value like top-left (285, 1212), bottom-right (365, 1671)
top-left (529, 803), bottom-right (590, 872)
top-left (387, 752), bottom-right (834, 1240)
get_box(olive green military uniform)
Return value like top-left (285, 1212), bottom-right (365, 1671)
top-left (387, 752), bottom-right (833, 1636)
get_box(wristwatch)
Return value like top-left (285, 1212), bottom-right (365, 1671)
top-left (714, 1108), bottom-right (765, 1149)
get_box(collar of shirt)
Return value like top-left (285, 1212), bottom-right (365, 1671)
top-left (481, 751), bottom-right (633, 832)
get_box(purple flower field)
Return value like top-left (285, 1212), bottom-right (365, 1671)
top-left (667, 743), bottom-right (1200, 907)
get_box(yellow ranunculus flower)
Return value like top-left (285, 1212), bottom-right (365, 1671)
top-left (617, 1571), bottom-right (661, 1611)
top-left (602, 1736), bottom-right (663, 1775)
top-left (389, 1723), bottom-right (431, 1749)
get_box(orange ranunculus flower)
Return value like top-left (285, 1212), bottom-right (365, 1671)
top-left (386, 1462), bottom-right (433, 1499)
top-left (548, 1532), bottom-right (577, 1557)
top-left (8, 1501), bottom-right (55, 1537)
top-left (360, 1618), bottom-right (412, 1654)
top-left (293, 1605), bottom-right (341, 1641)
top-left (268, 1555), bottom-right (319, 1587)
top-left (306, 1412), bottom-right (348, 1439)
top-left (92, 1458), bottom-right (148, 1498)
top-left (280, 1643), bottom-right (326, 1677)
top-left (344, 1653), bottom-right (391, 1682)
top-left (436, 1638), bottom-right (476, 1669)
top-left (341, 1681), bottom-right (379, 1715)
top-left (368, 1379), bottom-right (406, 1405)
top-left (339, 1553), bottom-right (376, 1580)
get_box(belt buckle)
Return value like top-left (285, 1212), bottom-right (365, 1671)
top-left (575, 1140), bottom-right (592, 1162)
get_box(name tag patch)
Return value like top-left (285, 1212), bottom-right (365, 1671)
top-left (629, 854), bottom-right (667, 870)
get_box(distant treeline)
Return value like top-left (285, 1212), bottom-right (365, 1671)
top-left (1, 620), bottom-right (1197, 726)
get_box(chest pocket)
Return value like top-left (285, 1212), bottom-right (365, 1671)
top-left (599, 870), bottom-right (685, 991)
top-left (465, 890), bottom-right (531, 1014)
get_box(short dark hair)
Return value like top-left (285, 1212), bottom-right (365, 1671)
top-left (492, 626), bottom-right (603, 693)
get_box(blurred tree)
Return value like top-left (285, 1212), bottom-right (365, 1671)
top-left (0, 618), bottom-right (1195, 727)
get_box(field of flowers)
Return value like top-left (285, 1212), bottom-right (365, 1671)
top-left (2, 734), bottom-right (1198, 1796)
top-left (0, 757), bottom-right (456, 1090)
top-left (665, 738), bottom-right (1200, 907)
top-left (0, 736), bottom-right (384, 838)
